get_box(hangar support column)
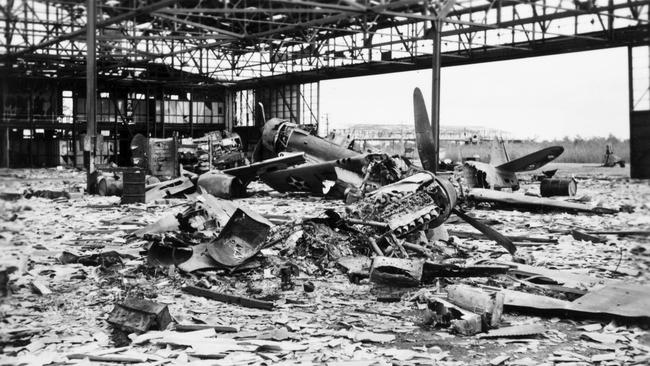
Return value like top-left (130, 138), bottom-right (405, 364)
top-left (628, 45), bottom-right (650, 179)
top-left (430, 0), bottom-right (455, 174)
top-left (85, 0), bottom-right (97, 191)
top-left (431, 18), bottom-right (442, 174)
top-left (1, 77), bottom-right (7, 168)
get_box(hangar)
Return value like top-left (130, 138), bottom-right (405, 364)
top-left (0, 0), bottom-right (648, 176)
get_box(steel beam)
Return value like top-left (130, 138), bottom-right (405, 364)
top-left (429, 0), bottom-right (456, 174)
top-left (85, 0), bottom-right (96, 192)
top-left (431, 18), bottom-right (442, 174)
top-left (1, 0), bottom-right (649, 89)
top-left (230, 25), bottom-right (648, 89)
top-left (13, 0), bottom-right (177, 57)
top-left (152, 12), bottom-right (244, 39)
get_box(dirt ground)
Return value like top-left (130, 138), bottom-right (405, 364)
top-left (1, 163), bottom-right (650, 365)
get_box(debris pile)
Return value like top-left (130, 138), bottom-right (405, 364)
top-left (1, 90), bottom-right (649, 364)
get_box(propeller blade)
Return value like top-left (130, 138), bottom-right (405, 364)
top-left (413, 88), bottom-right (437, 173)
top-left (452, 208), bottom-right (517, 255)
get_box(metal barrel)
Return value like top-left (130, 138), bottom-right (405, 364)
top-left (540, 178), bottom-right (577, 197)
top-left (97, 176), bottom-right (123, 196)
top-left (197, 171), bottom-right (245, 199)
top-left (122, 168), bottom-right (146, 204)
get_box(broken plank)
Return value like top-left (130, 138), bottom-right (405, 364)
top-left (589, 230), bottom-right (650, 236)
top-left (182, 286), bottom-right (274, 310)
top-left (513, 241), bottom-right (556, 247)
top-left (571, 230), bottom-right (607, 243)
top-left (490, 355), bottom-right (510, 365)
top-left (67, 354), bottom-right (148, 363)
top-left (446, 284), bottom-right (504, 328)
top-left (448, 230), bottom-right (557, 243)
top-left (30, 281), bottom-right (51, 295)
top-left (422, 262), bottom-right (509, 282)
top-left (175, 324), bottom-right (238, 333)
top-left (500, 288), bottom-right (572, 313)
top-left (478, 324), bottom-right (546, 338)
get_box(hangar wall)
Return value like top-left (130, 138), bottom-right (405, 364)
top-left (629, 46), bottom-right (650, 179)
top-left (0, 77), bottom-right (319, 168)
top-left (0, 77), bottom-right (227, 168)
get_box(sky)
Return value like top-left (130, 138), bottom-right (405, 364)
top-left (320, 47), bottom-right (630, 141)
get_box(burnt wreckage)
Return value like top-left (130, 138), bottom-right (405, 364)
top-left (255, 117), bottom-right (416, 200)
top-left (130, 87), bottom-right (625, 275)
top-left (4, 84), bottom-right (647, 366)
top-left (133, 88), bottom-right (524, 280)
top-left (119, 88), bottom-right (640, 341)
top-left (117, 87), bottom-right (611, 215)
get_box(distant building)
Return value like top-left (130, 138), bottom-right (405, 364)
top-left (334, 124), bottom-right (512, 144)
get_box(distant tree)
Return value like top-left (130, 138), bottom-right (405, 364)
top-left (573, 135), bottom-right (584, 145)
top-left (606, 134), bottom-right (620, 143)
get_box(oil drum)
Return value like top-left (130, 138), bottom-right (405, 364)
top-left (97, 175), bottom-right (123, 196)
top-left (197, 171), bottom-right (245, 199)
top-left (540, 178), bottom-right (577, 197)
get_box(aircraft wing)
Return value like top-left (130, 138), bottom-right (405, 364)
top-left (413, 88), bottom-right (437, 173)
top-left (260, 161), bottom-right (340, 196)
top-left (467, 188), bottom-right (617, 214)
top-left (495, 146), bottom-right (564, 172)
top-left (224, 152), bottom-right (306, 186)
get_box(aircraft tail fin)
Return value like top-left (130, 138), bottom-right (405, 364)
top-left (489, 137), bottom-right (509, 166)
top-left (496, 146), bottom-right (564, 172)
top-left (413, 87), bottom-right (437, 172)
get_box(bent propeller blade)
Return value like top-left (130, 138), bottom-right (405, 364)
top-left (413, 88), bottom-right (437, 173)
top-left (452, 208), bottom-right (517, 255)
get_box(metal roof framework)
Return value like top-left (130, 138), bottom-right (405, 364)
top-left (0, 0), bottom-right (648, 87)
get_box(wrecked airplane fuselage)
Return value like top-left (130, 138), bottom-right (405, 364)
top-left (259, 118), bottom-right (414, 199)
top-left (462, 145), bottom-right (564, 191)
top-left (261, 118), bottom-right (359, 163)
top-left (463, 161), bottom-right (520, 191)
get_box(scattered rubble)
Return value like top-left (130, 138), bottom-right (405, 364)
top-left (107, 298), bottom-right (172, 334)
top-left (0, 106), bottom-right (648, 364)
